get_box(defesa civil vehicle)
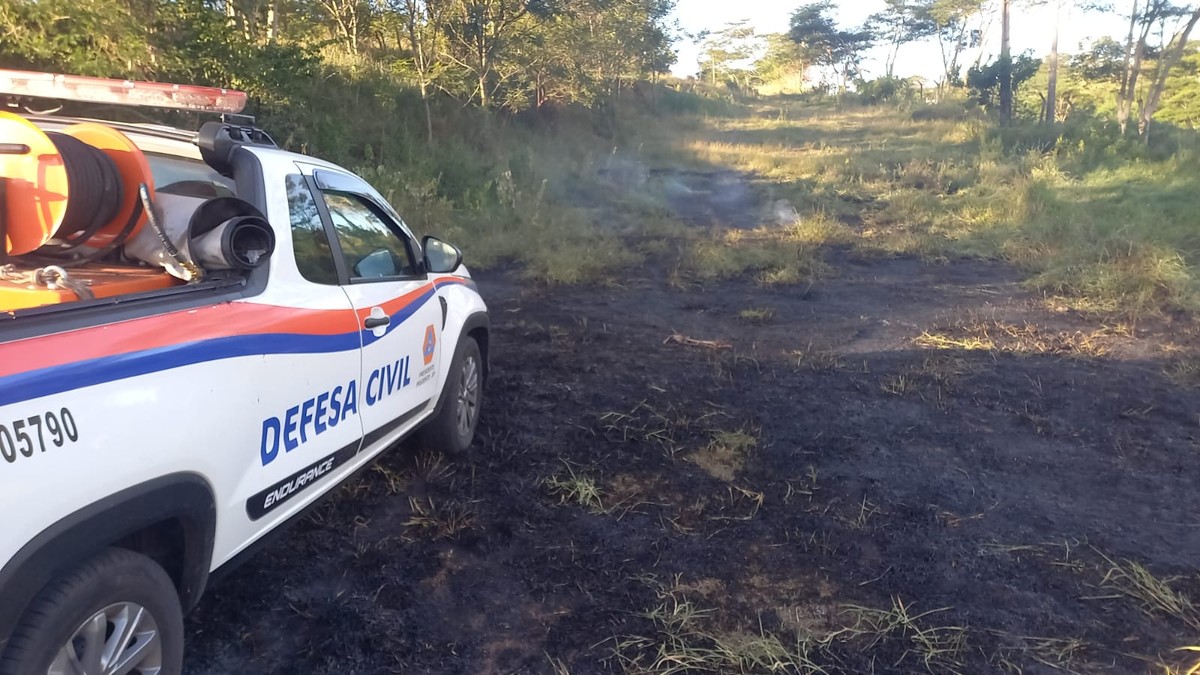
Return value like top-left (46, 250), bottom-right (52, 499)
top-left (0, 71), bottom-right (489, 674)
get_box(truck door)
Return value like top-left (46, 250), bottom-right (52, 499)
top-left (220, 171), bottom-right (366, 559)
top-left (302, 167), bottom-right (443, 455)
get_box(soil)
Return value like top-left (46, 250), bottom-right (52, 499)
top-left (184, 171), bottom-right (1200, 674)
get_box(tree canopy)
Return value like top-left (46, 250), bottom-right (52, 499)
top-left (787, 1), bottom-right (873, 92)
top-left (0, 0), bottom-right (677, 117)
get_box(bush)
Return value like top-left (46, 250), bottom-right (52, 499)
top-left (911, 102), bottom-right (972, 122)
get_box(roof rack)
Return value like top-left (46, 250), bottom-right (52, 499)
top-left (198, 118), bottom-right (279, 177)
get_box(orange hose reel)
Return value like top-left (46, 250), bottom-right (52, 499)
top-left (1, 112), bottom-right (153, 256)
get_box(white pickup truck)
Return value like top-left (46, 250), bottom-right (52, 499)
top-left (0, 71), bottom-right (489, 675)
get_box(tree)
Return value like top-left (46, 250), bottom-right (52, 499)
top-left (313, 0), bottom-right (369, 52)
top-left (1138, 4), bottom-right (1200, 138)
top-left (509, 0), bottom-right (675, 110)
top-left (866, 0), bottom-right (938, 78)
top-left (698, 20), bottom-right (758, 88)
top-left (1114, 0), bottom-right (1199, 135)
top-left (967, 51), bottom-right (1040, 111)
top-left (442, 0), bottom-right (541, 107)
top-left (754, 33), bottom-right (809, 91)
top-left (928, 0), bottom-right (988, 90)
top-left (787, 1), bottom-right (873, 94)
top-left (0, 0), bottom-right (677, 127)
top-left (1043, 0), bottom-right (1064, 124)
top-left (1117, 0), bottom-right (1144, 133)
top-left (1071, 36), bottom-right (1126, 81)
top-left (999, 0), bottom-right (1012, 123)
top-left (0, 0), bottom-right (150, 77)
top-left (394, 0), bottom-right (448, 142)
top-left (1038, 1), bottom-right (1107, 124)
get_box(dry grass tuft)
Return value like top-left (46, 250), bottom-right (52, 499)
top-left (791, 343), bottom-right (845, 373)
top-left (617, 578), bottom-right (974, 675)
top-left (988, 631), bottom-right (1090, 672)
top-left (614, 577), bottom-right (828, 675)
top-left (835, 597), bottom-right (969, 673)
top-left (880, 373), bottom-right (919, 397)
top-left (915, 320), bottom-right (1118, 357)
top-left (597, 401), bottom-right (710, 457)
top-left (690, 429), bottom-right (758, 482)
top-left (738, 307), bottom-right (776, 324)
top-left (1094, 551), bottom-right (1200, 632)
top-left (1164, 357), bottom-right (1200, 389)
top-left (543, 462), bottom-right (606, 513)
top-left (404, 497), bottom-right (474, 539)
top-left (1162, 646), bottom-right (1200, 675)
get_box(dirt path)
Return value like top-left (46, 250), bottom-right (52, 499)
top-left (184, 173), bottom-right (1200, 674)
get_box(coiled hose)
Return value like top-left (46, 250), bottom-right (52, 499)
top-left (43, 132), bottom-right (124, 251)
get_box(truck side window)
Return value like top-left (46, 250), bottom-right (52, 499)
top-left (286, 174), bottom-right (339, 285)
top-left (321, 192), bottom-right (416, 280)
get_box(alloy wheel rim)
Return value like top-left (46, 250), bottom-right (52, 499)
top-left (456, 355), bottom-right (480, 438)
top-left (48, 602), bottom-right (163, 675)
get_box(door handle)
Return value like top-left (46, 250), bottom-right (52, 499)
top-left (364, 315), bottom-right (390, 329)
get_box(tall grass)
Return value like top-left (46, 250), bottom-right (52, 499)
top-left (243, 60), bottom-right (707, 284)
top-left (679, 99), bottom-right (1200, 316)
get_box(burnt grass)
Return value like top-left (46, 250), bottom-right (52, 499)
top-left (185, 252), bottom-right (1200, 673)
top-left (184, 251), bottom-right (1200, 667)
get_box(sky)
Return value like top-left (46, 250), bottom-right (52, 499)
top-left (669, 0), bottom-right (1132, 82)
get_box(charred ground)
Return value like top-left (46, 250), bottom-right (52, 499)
top-left (185, 197), bottom-right (1200, 673)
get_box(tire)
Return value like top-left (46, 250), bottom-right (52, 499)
top-left (416, 336), bottom-right (483, 455)
top-left (0, 547), bottom-right (184, 675)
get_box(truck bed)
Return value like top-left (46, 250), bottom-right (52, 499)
top-left (0, 262), bottom-right (183, 312)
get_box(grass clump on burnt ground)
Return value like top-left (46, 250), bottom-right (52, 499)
top-left (184, 95), bottom-right (1200, 674)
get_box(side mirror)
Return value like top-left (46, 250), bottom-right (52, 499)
top-left (354, 249), bottom-right (397, 278)
top-left (422, 236), bottom-right (463, 274)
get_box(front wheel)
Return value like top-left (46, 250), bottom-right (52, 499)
top-left (416, 336), bottom-right (483, 455)
top-left (0, 548), bottom-right (184, 675)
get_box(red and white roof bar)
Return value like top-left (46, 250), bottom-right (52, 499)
top-left (0, 69), bottom-right (247, 114)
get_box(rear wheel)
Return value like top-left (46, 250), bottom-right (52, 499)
top-left (0, 548), bottom-right (183, 675)
top-left (416, 336), bottom-right (482, 455)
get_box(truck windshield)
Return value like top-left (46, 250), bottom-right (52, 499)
top-left (145, 153), bottom-right (236, 198)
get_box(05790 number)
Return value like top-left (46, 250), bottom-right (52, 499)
top-left (0, 408), bottom-right (79, 463)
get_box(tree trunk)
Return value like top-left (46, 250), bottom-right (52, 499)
top-left (1140, 5), bottom-right (1200, 140)
top-left (887, 35), bottom-right (900, 79)
top-left (1117, 0), bottom-right (1139, 133)
top-left (999, 0), bottom-right (1012, 124)
top-left (1045, 4), bottom-right (1060, 125)
top-left (477, 31), bottom-right (491, 108)
top-left (266, 0), bottom-right (277, 43)
top-left (225, 0), bottom-right (238, 32)
top-left (420, 82), bottom-right (434, 145)
top-left (936, 30), bottom-right (951, 97)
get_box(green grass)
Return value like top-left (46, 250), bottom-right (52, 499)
top-left (672, 98), bottom-right (1200, 316)
top-left (542, 462), bottom-right (606, 513)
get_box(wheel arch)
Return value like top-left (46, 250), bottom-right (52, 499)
top-left (0, 473), bottom-right (216, 656)
top-left (429, 311), bottom-right (489, 421)
top-left (466, 314), bottom-right (490, 384)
